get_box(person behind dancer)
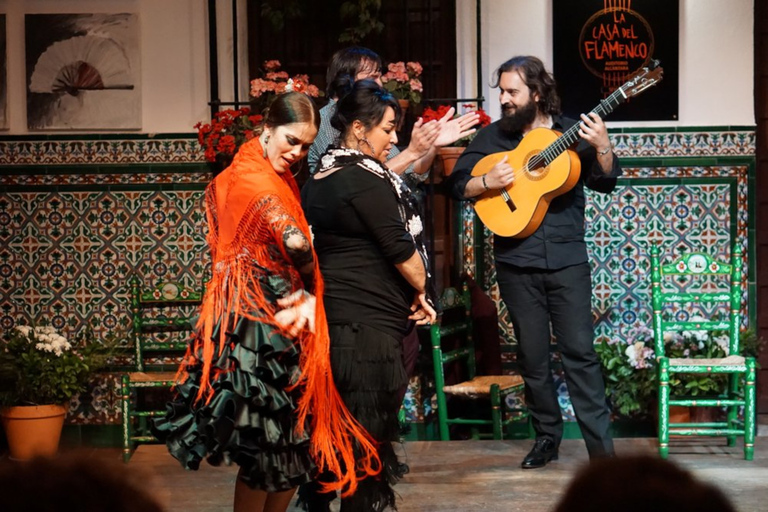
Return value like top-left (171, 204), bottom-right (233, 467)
top-left (301, 79), bottom-right (438, 511)
top-left (447, 55), bottom-right (620, 468)
top-left (152, 91), bottom-right (379, 512)
top-left (308, 46), bottom-right (479, 179)
top-left (308, 46), bottom-right (479, 405)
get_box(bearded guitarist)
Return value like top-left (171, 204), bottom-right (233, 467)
top-left (447, 55), bottom-right (621, 469)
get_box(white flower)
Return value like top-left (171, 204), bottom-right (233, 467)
top-left (15, 326), bottom-right (32, 337)
top-left (713, 334), bottom-right (730, 355)
top-left (625, 342), bottom-right (653, 369)
top-left (407, 216), bottom-right (423, 237)
top-left (683, 315), bottom-right (709, 342)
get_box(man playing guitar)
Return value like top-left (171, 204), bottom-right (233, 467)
top-left (447, 55), bottom-right (620, 469)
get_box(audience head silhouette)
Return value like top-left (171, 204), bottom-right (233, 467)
top-left (0, 454), bottom-right (165, 512)
top-left (553, 455), bottom-right (736, 512)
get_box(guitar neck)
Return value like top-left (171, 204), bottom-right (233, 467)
top-left (540, 87), bottom-right (627, 165)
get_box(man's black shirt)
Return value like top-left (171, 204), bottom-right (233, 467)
top-left (447, 115), bottom-right (622, 270)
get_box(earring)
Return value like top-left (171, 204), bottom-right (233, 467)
top-left (262, 133), bottom-right (270, 158)
top-left (357, 137), bottom-right (375, 157)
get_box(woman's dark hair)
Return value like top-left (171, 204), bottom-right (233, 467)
top-left (262, 91), bottom-right (321, 132)
top-left (493, 55), bottom-right (561, 116)
top-left (326, 46), bottom-right (382, 99)
top-left (331, 79), bottom-right (400, 138)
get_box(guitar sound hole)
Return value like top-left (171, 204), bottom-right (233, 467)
top-left (525, 152), bottom-right (547, 180)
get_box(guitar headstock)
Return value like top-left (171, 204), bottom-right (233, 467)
top-left (621, 59), bottom-right (664, 98)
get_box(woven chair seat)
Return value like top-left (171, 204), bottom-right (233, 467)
top-left (127, 371), bottom-right (179, 383)
top-left (668, 355), bottom-right (746, 367)
top-left (443, 375), bottom-right (524, 397)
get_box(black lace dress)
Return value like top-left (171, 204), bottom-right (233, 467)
top-left (300, 148), bottom-right (435, 511)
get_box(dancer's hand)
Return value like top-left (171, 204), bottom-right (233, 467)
top-left (408, 292), bottom-right (437, 325)
top-left (275, 290), bottom-right (316, 336)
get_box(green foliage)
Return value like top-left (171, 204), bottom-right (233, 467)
top-left (259, 0), bottom-right (383, 44)
top-left (596, 325), bottom-right (765, 418)
top-left (261, 0), bottom-right (304, 31)
top-left (339, 0), bottom-right (384, 44)
top-left (0, 325), bottom-right (119, 407)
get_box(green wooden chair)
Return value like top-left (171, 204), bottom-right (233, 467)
top-left (429, 285), bottom-right (528, 440)
top-left (651, 243), bottom-right (756, 460)
top-left (121, 276), bottom-right (202, 462)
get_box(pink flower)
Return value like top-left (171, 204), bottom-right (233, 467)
top-left (305, 84), bottom-right (321, 97)
top-left (409, 78), bottom-right (423, 92)
top-left (407, 61), bottom-right (423, 76)
top-left (388, 61), bottom-right (407, 74)
top-left (263, 60), bottom-right (281, 71)
top-left (266, 71), bottom-right (290, 80)
top-left (249, 78), bottom-right (274, 98)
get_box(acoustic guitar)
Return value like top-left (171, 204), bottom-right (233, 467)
top-left (471, 60), bottom-right (663, 238)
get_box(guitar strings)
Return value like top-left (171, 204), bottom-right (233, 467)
top-left (484, 90), bottom-right (624, 184)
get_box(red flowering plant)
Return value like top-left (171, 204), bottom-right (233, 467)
top-left (249, 59), bottom-right (322, 113)
top-left (195, 108), bottom-right (264, 170)
top-left (195, 60), bottom-right (321, 172)
top-left (422, 103), bottom-right (492, 147)
top-left (381, 61), bottom-right (424, 104)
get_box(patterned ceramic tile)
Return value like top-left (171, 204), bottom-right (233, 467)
top-left (0, 137), bottom-right (203, 166)
top-left (1, 167), bottom-right (210, 424)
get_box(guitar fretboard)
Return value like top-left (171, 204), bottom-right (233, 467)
top-left (532, 86), bottom-right (627, 168)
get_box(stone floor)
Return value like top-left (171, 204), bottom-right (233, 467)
top-left (112, 437), bottom-right (766, 512)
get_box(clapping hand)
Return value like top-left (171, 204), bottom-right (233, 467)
top-left (407, 117), bottom-right (441, 158)
top-left (434, 107), bottom-right (481, 147)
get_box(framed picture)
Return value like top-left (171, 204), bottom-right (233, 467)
top-left (553, 0), bottom-right (678, 121)
top-left (25, 13), bottom-right (141, 130)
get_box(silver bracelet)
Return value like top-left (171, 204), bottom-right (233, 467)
top-left (598, 145), bottom-right (612, 156)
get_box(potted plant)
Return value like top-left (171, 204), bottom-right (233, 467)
top-left (196, 60), bottom-right (322, 174)
top-left (0, 325), bottom-right (115, 460)
top-left (596, 323), bottom-right (765, 420)
top-left (195, 108), bottom-right (264, 174)
top-left (249, 59), bottom-right (322, 114)
top-left (381, 61), bottom-right (424, 107)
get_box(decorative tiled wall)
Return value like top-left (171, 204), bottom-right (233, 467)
top-left (1, 135), bottom-right (211, 424)
top-left (1, 127), bottom-right (757, 426)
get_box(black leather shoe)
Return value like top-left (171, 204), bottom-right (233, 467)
top-left (395, 462), bottom-right (410, 477)
top-left (521, 438), bottom-right (559, 469)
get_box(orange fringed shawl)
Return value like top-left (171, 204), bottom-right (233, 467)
top-left (179, 138), bottom-right (379, 495)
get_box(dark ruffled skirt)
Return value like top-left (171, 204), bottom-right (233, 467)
top-left (300, 322), bottom-right (408, 511)
top-left (152, 314), bottom-right (314, 492)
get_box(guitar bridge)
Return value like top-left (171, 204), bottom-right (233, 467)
top-left (500, 189), bottom-right (517, 213)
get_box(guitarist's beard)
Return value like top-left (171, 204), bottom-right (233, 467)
top-left (499, 99), bottom-right (538, 136)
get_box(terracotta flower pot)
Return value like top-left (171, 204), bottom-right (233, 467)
top-left (435, 146), bottom-right (466, 178)
top-left (1, 404), bottom-right (68, 460)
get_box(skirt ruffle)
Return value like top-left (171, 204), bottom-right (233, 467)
top-left (152, 314), bottom-right (313, 492)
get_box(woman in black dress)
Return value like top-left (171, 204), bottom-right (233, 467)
top-left (301, 79), bottom-right (437, 511)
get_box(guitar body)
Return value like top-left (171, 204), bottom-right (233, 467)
top-left (471, 127), bottom-right (581, 238)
